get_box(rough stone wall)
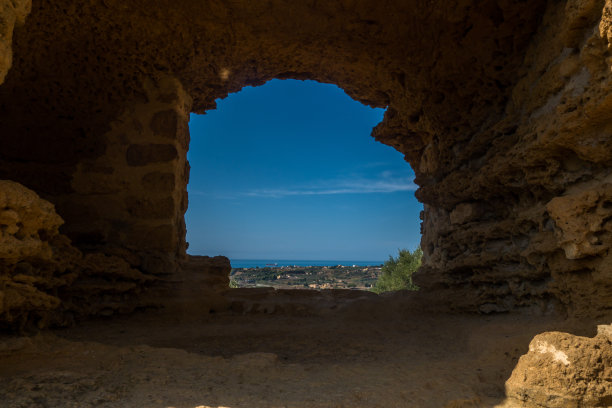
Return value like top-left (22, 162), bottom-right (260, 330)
top-left (57, 76), bottom-right (192, 275)
top-left (0, 0), bottom-right (547, 279)
top-left (414, 0), bottom-right (612, 318)
top-left (0, 181), bottom-right (157, 330)
top-left (0, 0), bottom-right (30, 84)
top-left (0, 0), bottom-right (610, 318)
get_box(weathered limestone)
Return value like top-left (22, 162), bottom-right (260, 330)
top-left (0, 0), bottom-right (610, 323)
top-left (1, 3), bottom-right (610, 404)
top-left (501, 325), bottom-right (612, 407)
top-left (0, 181), bottom-right (158, 330)
top-left (0, 181), bottom-right (65, 327)
top-left (61, 76), bottom-right (192, 275)
top-left (546, 183), bottom-right (612, 260)
top-left (414, 0), bottom-right (612, 317)
top-left (0, 180), bottom-right (63, 262)
top-left (0, 0), bottom-right (30, 84)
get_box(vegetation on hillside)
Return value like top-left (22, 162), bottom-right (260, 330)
top-left (371, 248), bottom-right (422, 293)
top-left (228, 248), bottom-right (423, 293)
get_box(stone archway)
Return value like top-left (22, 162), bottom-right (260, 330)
top-left (0, 0), bottom-right (611, 326)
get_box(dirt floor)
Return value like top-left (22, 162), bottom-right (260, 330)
top-left (0, 289), bottom-right (605, 408)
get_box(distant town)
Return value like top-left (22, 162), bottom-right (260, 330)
top-left (230, 264), bottom-right (384, 290)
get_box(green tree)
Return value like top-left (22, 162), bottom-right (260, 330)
top-left (372, 247), bottom-right (422, 293)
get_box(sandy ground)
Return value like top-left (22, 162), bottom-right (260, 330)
top-left (0, 289), bottom-right (604, 408)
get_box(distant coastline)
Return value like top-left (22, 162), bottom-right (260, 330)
top-left (230, 259), bottom-right (383, 269)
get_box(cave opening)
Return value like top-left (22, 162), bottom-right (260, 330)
top-left (1, 1), bottom-right (612, 405)
top-left (185, 79), bottom-right (423, 290)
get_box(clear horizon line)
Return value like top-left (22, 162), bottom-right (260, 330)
top-left (229, 257), bottom-right (384, 262)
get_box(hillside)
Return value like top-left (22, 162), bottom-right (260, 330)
top-left (231, 264), bottom-right (383, 290)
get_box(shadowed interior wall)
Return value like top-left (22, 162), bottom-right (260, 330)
top-left (0, 0), bottom-right (610, 320)
top-left (0, 0), bottom-right (30, 84)
top-left (58, 77), bottom-right (192, 275)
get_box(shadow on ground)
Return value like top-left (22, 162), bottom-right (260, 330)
top-left (0, 287), bottom-right (605, 407)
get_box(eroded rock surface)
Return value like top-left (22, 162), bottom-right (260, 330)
top-left (0, 1), bottom-right (610, 406)
top-left (0, 0), bottom-right (608, 319)
top-left (414, 0), bottom-right (612, 317)
top-left (0, 180), bottom-right (63, 262)
top-left (502, 324), bottom-right (612, 407)
top-left (0, 0), bottom-right (30, 84)
top-left (0, 0), bottom-right (547, 289)
top-left (546, 183), bottom-right (612, 260)
top-left (0, 181), bottom-right (158, 330)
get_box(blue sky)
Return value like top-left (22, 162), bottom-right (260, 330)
top-left (186, 79), bottom-right (423, 261)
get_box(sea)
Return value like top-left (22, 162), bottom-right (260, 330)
top-left (230, 259), bottom-right (383, 269)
